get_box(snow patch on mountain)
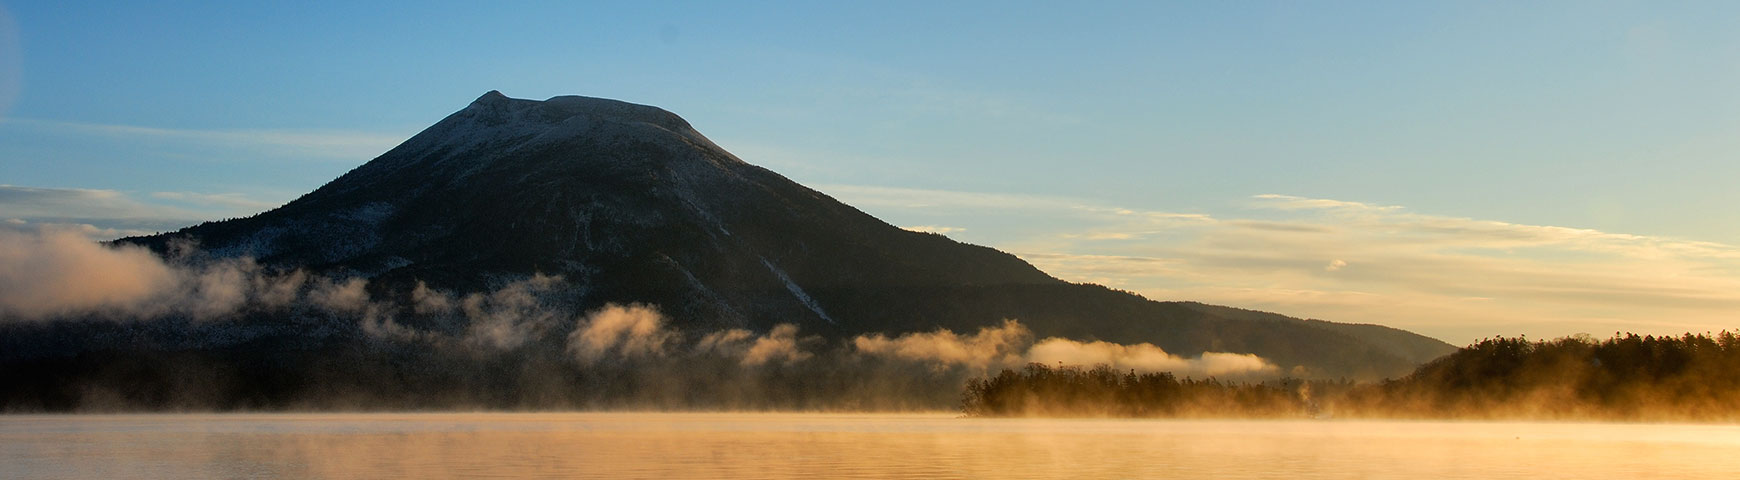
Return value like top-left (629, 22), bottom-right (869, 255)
top-left (759, 256), bottom-right (834, 325)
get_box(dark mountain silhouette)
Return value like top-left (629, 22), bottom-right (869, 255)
top-left (2, 93), bottom-right (1455, 410)
top-left (128, 91), bottom-right (1450, 374)
top-left (123, 91), bottom-right (1063, 338)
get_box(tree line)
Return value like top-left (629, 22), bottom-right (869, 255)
top-left (962, 331), bottom-right (1740, 421)
top-left (961, 362), bottom-right (1348, 418)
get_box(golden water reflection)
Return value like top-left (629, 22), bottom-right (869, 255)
top-left (3, 412), bottom-right (1739, 479)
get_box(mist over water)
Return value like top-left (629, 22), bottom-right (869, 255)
top-left (4, 413), bottom-right (1738, 479)
top-left (0, 227), bottom-right (1278, 411)
top-left (8, 224), bottom-right (1728, 421)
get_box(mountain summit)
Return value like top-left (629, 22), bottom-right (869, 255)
top-left (122, 92), bottom-right (1452, 378)
top-left (130, 92), bottom-right (1059, 337)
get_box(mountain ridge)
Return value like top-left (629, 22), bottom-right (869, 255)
top-left (112, 91), bottom-right (1455, 378)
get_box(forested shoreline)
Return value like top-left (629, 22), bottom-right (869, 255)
top-left (962, 331), bottom-right (1740, 421)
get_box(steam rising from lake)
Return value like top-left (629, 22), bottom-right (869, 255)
top-left (0, 226), bottom-right (1279, 410)
top-left (854, 319), bottom-right (1276, 378)
top-left (11, 413), bottom-right (1740, 479)
top-left (1027, 338), bottom-right (1276, 377)
top-left (0, 228), bottom-right (1275, 375)
top-left (0, 227), bottom-right (306, 320)
top-left (569, 303), bottom-right (676, 363)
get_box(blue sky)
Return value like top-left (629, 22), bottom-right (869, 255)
top-left (2, 1), bottom-right (1738, 343)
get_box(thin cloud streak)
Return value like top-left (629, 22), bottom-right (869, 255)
top-left (1, 118), bottom-right (408, 160)
top-left (149, 191), bottom-right (284, 212)
top-left (816, 184), bottom-right (1091, 211)
top-left (0, 185), bottom-right (205, 222)
top-left (903, 225), bottom-right (965, 235)
top-left (820, 184), bottom-right (1740, 345)
top-left (1, 185), bottom-right (282, 239)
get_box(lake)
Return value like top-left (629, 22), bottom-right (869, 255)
top-left (2, 412), bottom-right (1737, 479)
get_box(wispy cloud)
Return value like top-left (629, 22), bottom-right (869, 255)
top-left (903, 225), bottom-right (965, 235)
top-left (149, 191), bottom-right (283, 212)
top-left (0, 185), bottom-right (281, 239)
top-left (824, 184), bottom-right (1740, 345)
top-left (816, 184), bottom-right (1090, 211)
top-left (0, 118), bottom-right (407, 160)
top-left (0, 185), bottom-right (200, 221)
top-left (1251, 194), bottom-right (1404, 212)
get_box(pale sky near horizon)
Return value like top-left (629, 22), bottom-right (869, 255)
top-left (1, 1), bottom-right (1737, 345)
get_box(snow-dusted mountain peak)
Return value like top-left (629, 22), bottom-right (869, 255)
top-left (472, 90), bottom-right (511, 104)
top-left (106, 91), bottom-right (1456, 381)
top-left (346, 91), bottom-right (739, 180)
top-left (462, 91), bottom-right (694, 134)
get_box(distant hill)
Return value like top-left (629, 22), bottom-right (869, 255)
top-left (1338, 332), bottom-right (1740, 420)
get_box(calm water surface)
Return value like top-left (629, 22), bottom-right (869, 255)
top-left (2, 412), bottom-right (1737, 479)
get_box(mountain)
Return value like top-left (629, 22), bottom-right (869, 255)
top-left (133, 91), bottom-right (1451, 370)
top-left (3, 92), bottom-right (1455, 410)
top-left (123, 91), bottom-right (1063, 338)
